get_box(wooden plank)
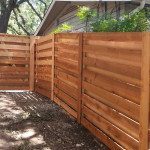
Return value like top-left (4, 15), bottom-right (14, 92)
top-left (83, 32), bottom-right (142, 42)
top-left (0, 60), bottom-right (29, 65)
top-left (83, 81), bottom-right (140, 121)
top-left (139, 32), bottom-right (150, 150)
top-left (51, 34), bottom-right (54, 101)
top-left (83, 69), bottom-right (140, 104)
top-left (37, 42), bottom-right (53, 51)
top-left (0, 86), bottom-right (29, 90)
top-left (83, 45), bottom-right (141, 63)
top-left (55, 59), bottom-right (78, 75)
top-left (83, 56), bottom-right (141, 80)
top-left (54, 87), bottom-right (77, 110)
top-left (77, 33), bottom-right (83, 123)
top-left (36, 60), bottom-right (52, 66)
top-left (83, 106), bottom-right (138, 150)
top-left (56, 33), bottom-right (79, 40)
top-left (0, 36), bottom-right (30, 43)
top-left (0, 79), bottom-right (29, 85)
top-left (55, 42), bottom-right (79, 51)
top-left (0, 66), bottom-right (29, 72)
top-left (35, 86), bottom-right (51, 99)
top-left (37, 51), bottom-right (52, 58)
top-left (54, 96), bottom-right (77, 118)
top-left (55, 69), bottom-right (78, 88)
top-left (86, 53), bottom-right (141, 67)
top-left (0, 44), bottom-right (29, 51)
top-left (54, 78), bottom-right (78, 100)
top-left (84, 40), bottom-right (142, 51)
top-left (82, 94), bottom-right (139, 140)
top-left (0, 74), bottom-right (28, 79)
top-left (81, 118), bottom-right (123, 150)
top-left (29, 36), bottom-right (35, 91)
top-left (0, 52), bottom-right (30, 58)
top-left (55, 51), bottom-right (78, 61)
top-left (36, 80), bottom-right (51, 90)
top-left (86, 66), bottom-right (141, 87)
top-left (38, 34), bottom-right (52, 44)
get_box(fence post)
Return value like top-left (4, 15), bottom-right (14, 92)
top-left (77, 33), bottom-right (83, 123)
top-left (139, 32), bottom-right (150, 150)
top-left (51, 34), bottom-right (55, 101)
top-left (29, 36), bottom-right (36, 91)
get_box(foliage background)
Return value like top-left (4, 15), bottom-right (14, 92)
top-left (2, 0), bottom-right (52, 35)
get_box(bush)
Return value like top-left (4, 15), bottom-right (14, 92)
top-left (76, 6), bottom-right (149, 32)
top-left (51, 23), bottom-right (73, 34)
top-left (76, 6), bottom-right (96, 32)
top-left (76, 6), bottom-right (96, 22)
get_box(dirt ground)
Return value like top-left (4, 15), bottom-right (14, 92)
top-left (0, 92), bottom-right (109, 150)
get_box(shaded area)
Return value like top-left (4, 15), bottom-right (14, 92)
top-left (0, 92), bottom-right (108, 150)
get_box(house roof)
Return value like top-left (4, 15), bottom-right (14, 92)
top-left (34, 0), bottom-right (150, 36)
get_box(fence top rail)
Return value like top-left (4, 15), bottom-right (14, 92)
top-left (0, 33), bottom-right (30, 38)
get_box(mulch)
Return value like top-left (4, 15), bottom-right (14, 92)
top-left (0, 92), bottom-right (109, 150)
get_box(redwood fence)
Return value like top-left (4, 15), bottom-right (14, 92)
top-left (0, 32), bottom-right (149, 150)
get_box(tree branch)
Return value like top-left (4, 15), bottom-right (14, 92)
top-left (16, 7), bottom-right (26, 25)
top-left (8, 24), bottom-right (21, 35)
top-left (13, 9), bottom-right (30, 35)
top-left (26, 0), bottom-right (42, 20)
top-left (38, 0), bottom-right (48, 14)
top-left (17, 0), bottom-right (27, 5)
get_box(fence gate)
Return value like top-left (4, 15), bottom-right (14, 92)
top-left (0, 34), bottom-right (30, 90)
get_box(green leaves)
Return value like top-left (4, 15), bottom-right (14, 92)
top-left (76, 6), bottom-right (96, 22)
top-left (92, 10), bottom-right (149, 32)
top-left (76, 6), bottom-right (149, 32)
top-left (51, 23), bottom-right (73, 34)
top-left (7, 0), bottom-right (52, 35)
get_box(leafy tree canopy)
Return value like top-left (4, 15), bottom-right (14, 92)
top-left (0, 0), bottom-right (52, 35)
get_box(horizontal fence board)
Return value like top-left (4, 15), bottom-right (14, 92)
top-left (83, 57), bottom-right (141, 80)
top-left (54, 96), bottom-right (77, 118)
top-left (0, 52), bottom-right (30, 58)
top-left (37, 51), bottom-right (52, 58)
top-left (0, 36), bottom-right (30, 43)
top-left (37, 43), bottom-right (53, 51)
top-left (36, 60), bottom-right (52, 66)
top-left (0, 44), bottom-right (29, 51)
top-left (54, 87), bottom-right (77, 111)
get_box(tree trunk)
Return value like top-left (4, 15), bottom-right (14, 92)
top-left (0, 0), bottom-right (19, 33)
top-left (0, 10), bottom-right (12, 33)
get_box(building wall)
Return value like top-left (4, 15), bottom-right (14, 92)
top-left (43, 2), bottom-right (140, 35)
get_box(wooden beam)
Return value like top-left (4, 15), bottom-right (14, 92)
top-left (77, 33), bottom-right (83, 123)
top-left (139, 32), bottom-right (150, 150)
top-left (29, 36), bottom-right (36, 91)
top-left (51, 34), bottom-right (55, 101)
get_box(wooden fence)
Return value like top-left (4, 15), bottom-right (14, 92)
top-left (34, 34), bottom-right (54, 98)
top-left (0, 32), bottom-right (149, 150)
top-left (34, 32), bottom-right (150, 150)
top-left (0, 34), bottom-right (30, 90)
top-left (54, 33), bottom-right (81, 119)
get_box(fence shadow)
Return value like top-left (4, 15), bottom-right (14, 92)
top-left (0, 92), bottom-right (108, 150)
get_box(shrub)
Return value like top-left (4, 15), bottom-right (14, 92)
top-left (51, 23), bottom-right (73, 34)
top-left (76, 6), bottom-right (97, 32)
top-left (76, 6), bottom-right (149, 32)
